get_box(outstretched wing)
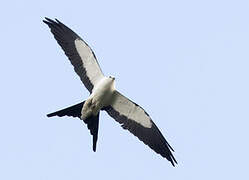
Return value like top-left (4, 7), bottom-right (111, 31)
top-left (104, 91), bottom-right (177, 166)
top-left (43, 18), bottom-right (104, 93)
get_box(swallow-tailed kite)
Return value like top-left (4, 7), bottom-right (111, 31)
top-left (44, 18), bottom-right (177, 166)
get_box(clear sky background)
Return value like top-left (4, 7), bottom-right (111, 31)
top-left (0, 0), bottom-right (249, 179)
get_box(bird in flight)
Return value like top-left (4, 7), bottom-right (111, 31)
top-left (43, 17), bottom-right (177, 166)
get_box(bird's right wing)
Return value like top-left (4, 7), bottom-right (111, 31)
top-left (103, 91), bottom-right (177, 166)
top-left (43, 18), bottom-right (104, 93)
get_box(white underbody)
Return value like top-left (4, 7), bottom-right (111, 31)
top-left (81, 77), bottom-right (115, 120)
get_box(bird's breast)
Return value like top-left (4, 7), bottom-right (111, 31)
top-left (90, 77), bottom-right (115, 109)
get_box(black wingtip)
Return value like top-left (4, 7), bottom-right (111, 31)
top-left (170, 155), bottom-right (178, 167)
top-left (55, 18), bottom-right (61, 24)
top-left (166, 141), bottom-right (175, 152)
top-left (44, 17), bottom-right (54, 22)
top-left (43, 19), bottom-right (49, 25)
top-left (43, 17), bottom-right (59, 26)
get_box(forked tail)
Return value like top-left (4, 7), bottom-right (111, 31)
top-left (47, 101), bottom-right (100, 151)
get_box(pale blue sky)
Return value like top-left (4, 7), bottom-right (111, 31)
top-left (1, 0), bottom-right (249, 179)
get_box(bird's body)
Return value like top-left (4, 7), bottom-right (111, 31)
top-left (44, 17), bottom-right (177, 166)
top-left (82, 76), bottom-right (115, 120)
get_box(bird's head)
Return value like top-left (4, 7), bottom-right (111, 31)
top-left (108, 75), bottom-right (115, 81)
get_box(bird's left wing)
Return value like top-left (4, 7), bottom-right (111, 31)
top-left (43, 18), bottom-right (104, 93)
top-left (103, 91), bottom-right (177, 166)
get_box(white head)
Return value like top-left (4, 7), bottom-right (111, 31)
top-left (108, 75), bottom-right (115, 81)
top-left (107, 75), bottom-right (115, 90)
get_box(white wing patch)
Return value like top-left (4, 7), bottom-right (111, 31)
top-left (75, 39), bottom-right (103, 86)
top-left (104, 91), bottom-right (177, 166)
top-left (111, 91), bottom-right (152, 128)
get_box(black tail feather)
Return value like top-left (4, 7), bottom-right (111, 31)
top-left (84, 113), bottom-right (100, 152)
top-left (47, 101), bottom-right (100, 151)
top-left (47, 101), bottom-right (85, 118)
